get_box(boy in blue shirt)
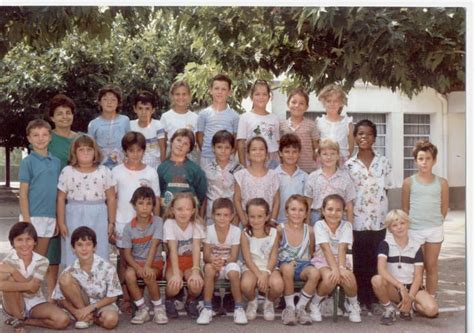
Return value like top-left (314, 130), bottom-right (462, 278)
top-left (196, 74), bottom-right (240, 166)
top-left (88, 85), bottom-right (130, 169)
top-left (19, 119), bottom-right (61, 257)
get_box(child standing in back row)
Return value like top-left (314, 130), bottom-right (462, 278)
top-left (197, 74), bottom-right (240, 167)
top-left (316, 84), bottom-right (354, 164)
top-left (401, 140), bottom-right (449, 297)
top-left (19, 119), bottom-right (61, 257)
top-left (280, 88), bottom-right (319, 173)
top-left (130, 91), bottom-right (166, 169)
top-left (345, 120), bottom-right (393, 314)
top-left (237, 79), bottom-right (280, 169)
top-left (88, 85), bottom-right (130, 169)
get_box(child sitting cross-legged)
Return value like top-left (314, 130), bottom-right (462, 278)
top-left (52, 226), bottom-right (122, 330)
top-left (371, 209), bottom-right (438, 325)
top-left (197, 198), bottom-right (247, 325)
top-left (123, 187), bottom-right (167, 325)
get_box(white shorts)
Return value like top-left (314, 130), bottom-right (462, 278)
top-left (19, 215), bottom-right (56, 238)
top-left (409, 225), bottom-right (444, 244)
top-left (114, 221), bottom-right (128, 248)
top-left (214, 262), bottom-right (241, 280)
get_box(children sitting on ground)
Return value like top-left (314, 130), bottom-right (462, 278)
top-left (196, 74), bottom-right (240, 167)
top-left (123, 187), bottom-right (167, 325)
top-left (197, 198), bottom-right (247, 325)
top-left (202, 130), bottom-right (242, 225)
top-left (163, 193), bottom-right (205, 319)
top-left (53, 226), bottom-right (122, 330)
top-left (240, 198), bottom-right (284, 322)
top-left (275, 134), bottom-right (308, 225)
top-left (277, 195), bottom-right (320, 326)
top-left (0, 222), bottom-right (70, 332)
top-left (87, 85), bottom-right (130, 169)
top-left (310, 194), bottom-right (361, 323)
top-left (130, 91), bottom-right (166, 169)
top-left (19, 119), bottom-right (61, 258)
top-left (372, 209), bottom-right (438, 325)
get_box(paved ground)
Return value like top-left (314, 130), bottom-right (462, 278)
top-left (0, 186), bottom-right (466, 332)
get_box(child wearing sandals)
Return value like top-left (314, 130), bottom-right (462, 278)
top-left (0, 222), bottom-right (70, 332)
top-left (277, 195), bottom-right (320, 326)
top-left (371, 209), bottom-right (438, 325)
top-left (310, 194), bottom-right (361, 323)
top-left (241, 198), bottom-right (284, 321)
top-left (197, 198), bottom-right (247, 325)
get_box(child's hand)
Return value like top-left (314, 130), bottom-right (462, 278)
top-left (256, 271), bottom-right (270, 292)
top-left (58, 224), bottom-right (68, 238)
top-left (338, 267), bottom-right (353, 285)
top-left (142, 266), bottom-right (155, 279)
top-left (0, 262), bottom-right (14, 274)
top-left (27, 279), bottom-right (41, 293)
top-left (168, 274), bottom-right (183, 290)
top-left (398, 288), bottom-right (412, 313)
top-left (211, 257), bottom-right (224, 271)
top-left (75, 305), bottom-right (94, 321)
top-left (188, 271), bottom-right (204, 290)
top-left (107, 224), bottom-right (115, 239)
top-left (328, 268), bottom-right (340, 285)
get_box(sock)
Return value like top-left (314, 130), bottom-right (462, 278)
top-left (203, 301), bottom-right (212, 310)
top-left (382, 301), bottom-right (391, 307)
top-left (296, 291), bottom-right (312, 309)
top-left (312, 293), bottom-right (324, 305)
top-left (264, 298), bottom-right (273, 306)
top-left (234, 302), bottom-right (244, 310)
top-left (284, 294), bottom-right (295, 308)
top-left (151, 299), bottom-right (162, 309)
top-left (134, 298), bottom-right (146, 310)
top-left (347, 296), bottom-right (358, 305)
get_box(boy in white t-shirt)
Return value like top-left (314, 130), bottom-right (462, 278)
top-left (130, 91), bottom-right (166, 169)
top-left (111, 131), bottom-right (160, 313)
top-left (197, 198), bottom-right (247, 325)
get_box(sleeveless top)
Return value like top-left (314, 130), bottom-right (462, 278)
top-left (278, 224), bottom-right (311, 262)
top-left (316, 115), bottom-right (352, 160)
top-left (409, 175), bottom-right (443, 230)
top-left (244, 228), bottom-right (277, 271)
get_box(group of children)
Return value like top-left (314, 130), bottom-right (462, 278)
top-left (2, 75), bottom-right (449, 331)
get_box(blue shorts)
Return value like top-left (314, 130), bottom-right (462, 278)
top-left (279, 260), bottom-right (312, 281)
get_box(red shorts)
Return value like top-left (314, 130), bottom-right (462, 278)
top-left (137, 261), bottom-right (164, 279)
top-left (167, 255), bottom-right (193, 273)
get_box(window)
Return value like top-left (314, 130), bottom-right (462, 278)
top-left (289, 111), bottom-right (387, 156)
top-left (403, 114), bottom-right (430, 178)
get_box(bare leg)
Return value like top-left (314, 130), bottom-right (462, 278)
top-left (300, 266), bottom-right (320, 295)
top-left (202, 263), bottom-right (216, 302)
top-left (227, 270), bottom-right (243, 303)
top-left (240, 271), bottom-right (257, 301)
top-left (165, 266), bottom-right (183, 298)
top-left (35, 237), bottom-right (50, 257)
top-left (46, 265), bottom-right (59, 302)
top-left (26, 302), bottom-right (70, 329)
top-left (95, 309), bottom-right (119, 330)
top-left (280, 263), bottom-right (295, 296)
top-left (339, 271), bottom-right (358, 297)
top-left (423, 243), bottom-right (442, 295)
top-left (125, 267), bottom-right (143, 301)
top-left (316, 268), bottom-right (337, 297)
top-left (267, 271), bottom-right (284, 301)
top-left (415, 290), bottom-right (439, 317)
top-left (184, 268), bottom-right (203, 299)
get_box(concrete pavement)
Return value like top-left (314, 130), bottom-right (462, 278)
top-left (0, 186), bottom-right (466, 332)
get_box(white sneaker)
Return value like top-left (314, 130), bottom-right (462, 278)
top-left (345, 300), bottom-right (362, 323)
top-left (263, 301), bottom-right (275, 321)
top-left (197, 308), bottom-right (213, 325)
top-left (309, 301), bottom-right (322, 322)
top-left (246, 299), bottom-right (258, 321)
top-left (153, 305), bottom-right (168, 325)
top-left (74, 320), bottom-right (92, 329)
top-left (233, 307), bottom-right (248, 325)
top-left (131, 306), bottom-right (151, 324)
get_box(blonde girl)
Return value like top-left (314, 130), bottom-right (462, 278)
top-left (236, 79), bottom-right (280, 169)
top-left (234, 137), bottom-right (280, 227)
top-left (163, 193), bottom-right (205, 319)
top-left (280, 88), bottom-right (319, 173)
top-left (310, 194), bottom-right (361, 323)
top-left (277, 195), bottom-right (320, 325)
top-left (161, 80), bottom-right (198, 160)
top-left (316, 84), bottom-right (354, 164)
top-left (240, 198), bottom-right (284, 322)
top-left (56, 135), bottom-right (116, 266)
top-left (304, 138), bottom-right (355, 225)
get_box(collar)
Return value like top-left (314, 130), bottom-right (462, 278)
top-left (11, 250), bottom-right (42, 262)
top-left (72, 254), bottom-right (100, 272)
top-left (209, 104), bottom-right (231, 112)
top-left (385, 233), bottom-right (419, 251)
top-left (131, 216), bottom-right (153, 228)
top-left (276, 165), bottom-right (304, 177)
top-left (315, 168), bottom-right (343, 179)
top-left (31, 151), bottom-right (53, 160)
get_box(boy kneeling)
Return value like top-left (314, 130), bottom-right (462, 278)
top-left (371, 209), bottom-right (438, 325)
top-left (0, 222), bottom-right (70, 332)
top-left (52, 226), bottom-right (122, 329)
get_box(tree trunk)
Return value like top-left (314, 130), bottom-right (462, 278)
top-left (5, 146), bottom-right (10, 188)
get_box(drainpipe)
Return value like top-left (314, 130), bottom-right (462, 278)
top-left (435, 92), bottom-right (448, 178)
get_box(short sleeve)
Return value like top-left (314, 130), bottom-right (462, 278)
top-left (104, 264), bottom-right (123, 298)
top-left (193, 165), bottom-right (208, 204)
top-left (163, 219), bottom-right (176, 241)
top-left (124, 116), bottom-right (131, 132)
top-left (193, 223), bottom-right (206, 240)
top-left (236, 114), bottom-right (248, 140)
top-left (377, 240), bottom-right (389, 257)
top-left (52, 267), bottom-right (72, 300)
top-left (339, 221), bottom-right (353, 244)
top-left (196, 110), bottom-right (206, 132)
top-left (230, 226), bottom-right (241, 245)
top-left (155, 120), bottom-right (166, 140)
top-left (57, 167), bottom-right (70, 193)
top-left (121, 224), bottom-right (132, 249)
top-left (32, 256), bottom-right (49, 281)
top-left (304, 174), bottom-right (315, 198)
top-left (152, 217), bottom-right (164, 241)
top-left (343, 172), bottom-right (356, 202)
top-left (103, 167), bottom-right (116, 190)
top-left (414, 247), bottom-right (424, 265)
top-left (18, 158), bottom-right (31, 183)
top-left (233, 169), bottom-right (245, 188)
top-left (315, 221), bottom-right (330, 245)
top-left (310, 120), bottom-right (320, 140)
top-left (232, 112), bottom-right (239, 133)
top-left (150, 168), bottom-right (161, 197)
top-left (384, 158), bottom-right (394, 190)
top-left (87, 120), bottom-right (95, 138)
